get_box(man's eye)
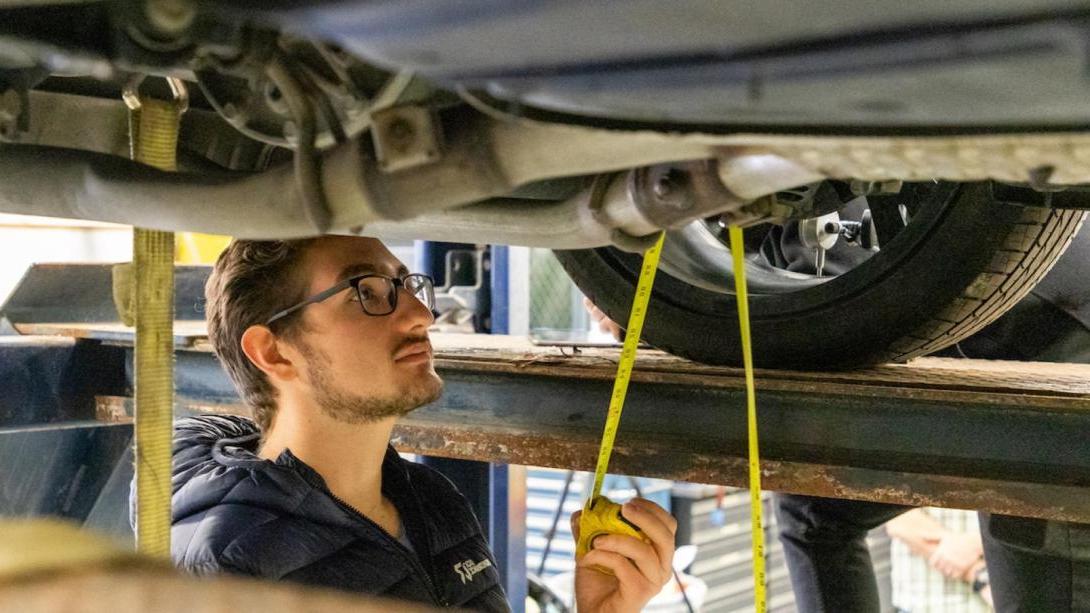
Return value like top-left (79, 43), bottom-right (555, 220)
top-left (356, 288), bottom-right (373, 301)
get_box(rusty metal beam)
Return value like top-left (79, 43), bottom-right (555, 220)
top-left (96, 392), bottom-right (1090, 522)
top-left (388, 423), bottom-right (1090, 523)
top-left (82, 332), bottom-right (1090, 523)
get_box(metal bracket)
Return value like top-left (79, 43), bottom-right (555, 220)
top-left (991, 182), bottom-right (1090, 210)
top-left (432, 247), bottom-right (488, 333)
top-left (0, 87), bottom-right (29, 142)
top-left (371, 105), bottom-right (443, 173)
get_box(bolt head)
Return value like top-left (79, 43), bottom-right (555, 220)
top-left (650, 168), bottom-right (693, 210)
top-left (386, 118), bottom-right (416, 145)
top-left (144, 0), bottom-right (196, 36)
top-left (653, 177), bottom-right (673, 198)
top-left (282, 120), bottom-right (298, 141)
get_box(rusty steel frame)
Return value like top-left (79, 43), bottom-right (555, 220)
top-left (75, 331), bottom-right (1090, 523)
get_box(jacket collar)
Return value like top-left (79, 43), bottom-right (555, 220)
top-left (173, 415), bottom-right (477, 558)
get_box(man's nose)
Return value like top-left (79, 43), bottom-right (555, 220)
top-left (396, 286), bottom-right (435, 327)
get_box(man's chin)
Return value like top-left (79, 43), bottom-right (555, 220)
top-left (400, 375), bottom-right (443, 415)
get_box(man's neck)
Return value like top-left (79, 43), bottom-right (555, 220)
top-left (258, 406), bottom-right (397, 518)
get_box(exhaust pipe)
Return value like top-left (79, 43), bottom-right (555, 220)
top-left (0, 142), bottom-right (797, 248)
top-left (359, 160), bottom-right (797, 250)
top-left (0, 103), bottom-right (814, 245)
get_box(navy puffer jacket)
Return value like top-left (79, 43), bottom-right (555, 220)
top-left (163, 414), bottom-right (509, 612)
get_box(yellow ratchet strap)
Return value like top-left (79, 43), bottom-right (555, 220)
top-left (729, 225), bottom-right (766, 613)
top-left (125, 78), bottom-right (186, 557)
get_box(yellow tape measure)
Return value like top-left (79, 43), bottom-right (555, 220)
top-left (577, 233), bottom-right (664, 565)
top-left (586, 232), bottom-right (665, 502)
top-left (729, 225), bottom-right (766, 613)
top-left (577, 227), bottom-right (765, 613)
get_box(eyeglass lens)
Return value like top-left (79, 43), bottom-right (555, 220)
top-left (356, 275), bottom-right (435, 315)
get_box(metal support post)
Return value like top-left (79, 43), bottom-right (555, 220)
top-left (418, 241), bottom-right (527, 611)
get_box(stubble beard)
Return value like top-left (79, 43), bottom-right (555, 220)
top-left (299, 342), bottom-right (443, 425)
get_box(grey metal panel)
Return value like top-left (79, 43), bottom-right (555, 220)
top-left (82, 444), bottom-right (135, 547)
top-left (271, 0), bottom-right (1090, 128)
top-left (0, 422), bottom-right (131, 522)
top-left (0, 337), bottom-right (126, 427)
top-left (1, 263), bottom-right (210, 326)
top-left (675, 487), bottom-right (798, 613)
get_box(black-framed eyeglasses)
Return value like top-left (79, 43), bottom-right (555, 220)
top-left (266, 273), bottom-right (436, 326)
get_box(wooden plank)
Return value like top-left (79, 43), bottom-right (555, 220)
top-left (25, 325), bottom-right (1090, 400)
top-left (14, 321), bottom-right (208, 347)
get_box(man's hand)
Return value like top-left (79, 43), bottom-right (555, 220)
top-left (928, 531), bottom-right (984, 581)
top-left (571, 497), bottom-right (677, 613)
top-left (583, 297), bottom-right (624, 341)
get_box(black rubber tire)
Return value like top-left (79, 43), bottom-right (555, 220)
top-left (555, 182), bottom-right (1086, 369)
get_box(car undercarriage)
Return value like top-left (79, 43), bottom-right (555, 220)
top-left (1, 0), bottom-right (1089, 367)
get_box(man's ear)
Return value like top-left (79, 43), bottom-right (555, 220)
top-left (240, 325), bottom-right (298, 383)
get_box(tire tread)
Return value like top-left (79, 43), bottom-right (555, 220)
top-left (886, 207), bottom-right (1085, 361)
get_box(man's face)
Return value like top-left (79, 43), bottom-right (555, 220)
top-left (286, 236), bottom-right (442, 423)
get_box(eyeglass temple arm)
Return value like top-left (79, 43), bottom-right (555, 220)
top-left (266, 278), bottom-right (354, 325)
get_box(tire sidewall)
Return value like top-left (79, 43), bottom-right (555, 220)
top-left (556, 182), bottom-right (1032, 368)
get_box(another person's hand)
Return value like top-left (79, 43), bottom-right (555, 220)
top-left (583, 297), bottom-right (624, 341)
top-left (928, 531), bottom-right (984, 581)
top-left (570, 498), bottom-right (677, 613)
top-left (972, 566), bottom-right (993, 607)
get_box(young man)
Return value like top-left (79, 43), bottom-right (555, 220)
top-left (167, 236), bottom-right (677, 612)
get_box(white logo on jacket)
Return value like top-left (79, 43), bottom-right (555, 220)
top-left (453, 558), bottom-right (492, 584)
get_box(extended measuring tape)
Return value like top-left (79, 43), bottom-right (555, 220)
top-left (576, 232), bottom-right (665, 562)
top-left (729, 225), bottom-right (766, 613)
top-left (577, 227), bottom-right (766, 613)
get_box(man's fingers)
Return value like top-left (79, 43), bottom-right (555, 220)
top-left (582, 296), bottom-right (625, 340)
top-left (929, 554), bottom-right (945, 575)
top-left (627, 498), bottom-right (678, 532)
top-left (582, 297), bottom-right (606, 321)
top-left (929, 553), bottom-right (958, 579)
top-left (592, 534), bottom-right (668, 585)
top-left (620, 499), bottom-right (677, 576)
top-left (580, 549), bottom-right (653, 597)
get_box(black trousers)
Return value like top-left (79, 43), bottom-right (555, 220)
top-left (774, 493), bottom-right (1090, 613)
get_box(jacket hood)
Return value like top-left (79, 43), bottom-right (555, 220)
top-left (148, 414), bottom-right (355, 530)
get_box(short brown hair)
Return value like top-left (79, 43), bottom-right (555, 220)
top-left (205, 239), bottom-right (316, 433)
